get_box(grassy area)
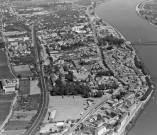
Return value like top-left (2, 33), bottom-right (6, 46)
top-left (0, 102), bottom-right (11, 125)
top-left (48, 95), bottom-right (104, 121)
top-left (13, 65), bottom-right (33, 78)
top-left (4, 120), bottom-right (29, 131)
top-left (26, 94), bottom-right (41, 110)
top-left (49, 96), bottom-right (87, 121)
top-left (0, 93), bottom-right (15, 101)
top-left (0, 50), bottom-right (15, 79)
top-left (19, 79), bottom-right (30, 95)
top-left (14, 94), bottom-right (41, 111)
top-left (1, 130), bottom-right (26, 135)
top-left (0, 94), bottom-right (15, 125)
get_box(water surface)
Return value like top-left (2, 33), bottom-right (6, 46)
top-left (96, 0), bottom-right (157, 135)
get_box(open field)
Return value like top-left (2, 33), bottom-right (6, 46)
top-left (48, 95), bottom-right (103, 121)
top-left (0, 50), bottom-right (15, 79)
top-left (0, 102), bottom-right (11, 125)
top-left (0, 94), bottom-right (15, 125)
top-left (0, 93), bottom-right (15, 101)
top-left (10, 110), bottom-right (37, 121)
top-left (14, 94), bottom-right (41, 111)
top-left (4, 120), bottom-right (29, 131)
top-left (13, 65), bottom-right (33, 78)
top-left (19, 79), bottom-right (30, 95)
top-left (49, 96), bottom-right (87, 121)
top-left (30, 80), bottom-right (40, 95)
top-left (1, 129), bottom-right (26, 135)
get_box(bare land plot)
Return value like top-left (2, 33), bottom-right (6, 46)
top-left (13, 65), bottom-right (33, 78)
top-left (1, 130), bottom-right (26, 135)
top-left (30, 80), bottom-right (40, 95)
top-left (18, 79), bottom-right (30, 95)
top-left (4, 120), bottom-right (29, 131)
top-left (0, 102), bottom-right (11, 125)
top-left (10, 110), bottom-right (37, 121)
top-left (48, 96), bottom-right (103, 121)
top-left (14, 94), bottom-right (41, 111)
top-left (0, 93), bottom-right (15, 101)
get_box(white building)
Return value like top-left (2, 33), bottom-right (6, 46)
top-left (1, 79), bottom-right (19, 93)
top-left (48, 110), bottom-right (56, 121)
top-left (95, 126), bottom-right (107, 135)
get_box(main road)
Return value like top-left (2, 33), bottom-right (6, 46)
top-left (24, 22), bottom-right (49, 135)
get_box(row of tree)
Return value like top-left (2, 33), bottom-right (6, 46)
top-left (50, 82), bottom-right (91, 98)
top-left (61, 41), bottom-right (85, 51)
top-left (98, 35), bottom-right (124, 46)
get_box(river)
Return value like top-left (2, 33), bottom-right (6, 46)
top-left (96, 0), bottom-right (157, 135)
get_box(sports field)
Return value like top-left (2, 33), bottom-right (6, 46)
top-left (48, 95), bottom-right (103, 121)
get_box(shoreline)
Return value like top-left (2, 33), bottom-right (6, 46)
top-left (93, 1), bottom-right (154, 135)
top-left (136, 0), bottom-right (157, 29)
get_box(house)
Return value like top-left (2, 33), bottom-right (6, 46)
top-left (48, 110), bottom-right (56, 121)
top-left (73, 70), bottom-right (90, 81)
top-left (95, 126), bottom-right (107, 135)
top-left (1, 78), bottom-right (19, 93)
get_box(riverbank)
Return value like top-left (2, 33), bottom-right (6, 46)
top-left (94, 2), bottom-right (127, 42)
top-left (125, 86), bottom-right (154, 135)
top-left (93, 1), bottom-right (154, 135)
top-left (136, 0), bottom-right (157, 29)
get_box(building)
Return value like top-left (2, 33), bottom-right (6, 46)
top-left (95, 126), bottom-right (107, 135)
top-left (1, 79), bottom-right (19, 93)
top-left (48, 110), bottom-right (56, 121)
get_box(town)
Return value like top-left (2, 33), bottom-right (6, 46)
top-left (0, 0), bottom-right (154, 135)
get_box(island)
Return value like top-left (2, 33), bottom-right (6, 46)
top-left (136, 0), bottom-right (157, 27)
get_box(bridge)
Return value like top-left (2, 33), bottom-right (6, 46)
top-left (130, 40), bottom-right (157, 82)
top-left (131, 41), bottom-right (157, 46)
top-left (151, 77), bottom-right (157, 82)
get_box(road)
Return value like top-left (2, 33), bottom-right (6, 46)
top-left (23, 23), bottom-right (49, 135)
top-left (64, 95), bottom-right (111, 135)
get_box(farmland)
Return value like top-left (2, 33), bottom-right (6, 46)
top-left (0, 94), bottom-right (15, 125)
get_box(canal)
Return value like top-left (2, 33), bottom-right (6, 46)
top-left (96, 0), bottom-right (157, 135)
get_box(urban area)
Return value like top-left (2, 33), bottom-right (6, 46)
top-left (0, 0), bottom-right (154, 135)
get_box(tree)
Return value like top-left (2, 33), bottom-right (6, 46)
top-left (17, 74), bottom-right (22, 79)
top-left (63, 65), bottom-right (68, 72)
top-left (45, 46), bottom-right (50, 56)
top-left (66, 71), bottom-right (74, 82)
top-left (0, 42), bottom-right (5, 49)
top-left (55, 78), bottom-right (62, 87)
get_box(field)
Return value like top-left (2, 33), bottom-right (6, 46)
top-left (1, 130), bottom-right (26, 135)
top-left (0, 102), bottom-right (11, 125)
top-left (18, 79), bottom-right (30, 95)
top-left (4, 120), bottom-right (29, 131)
top-left (48, 95), bottom-right (103, 121)
top-left (0, 93), bottom-right (15, 125)
top-left (0, 93), bottom-right (15, 101)
top-left (14, 94), bottom-right (41, 111)
top-left (13, 65), bottom-right (33, 78)
top-left (0, 50), bottom-right (15, 79)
